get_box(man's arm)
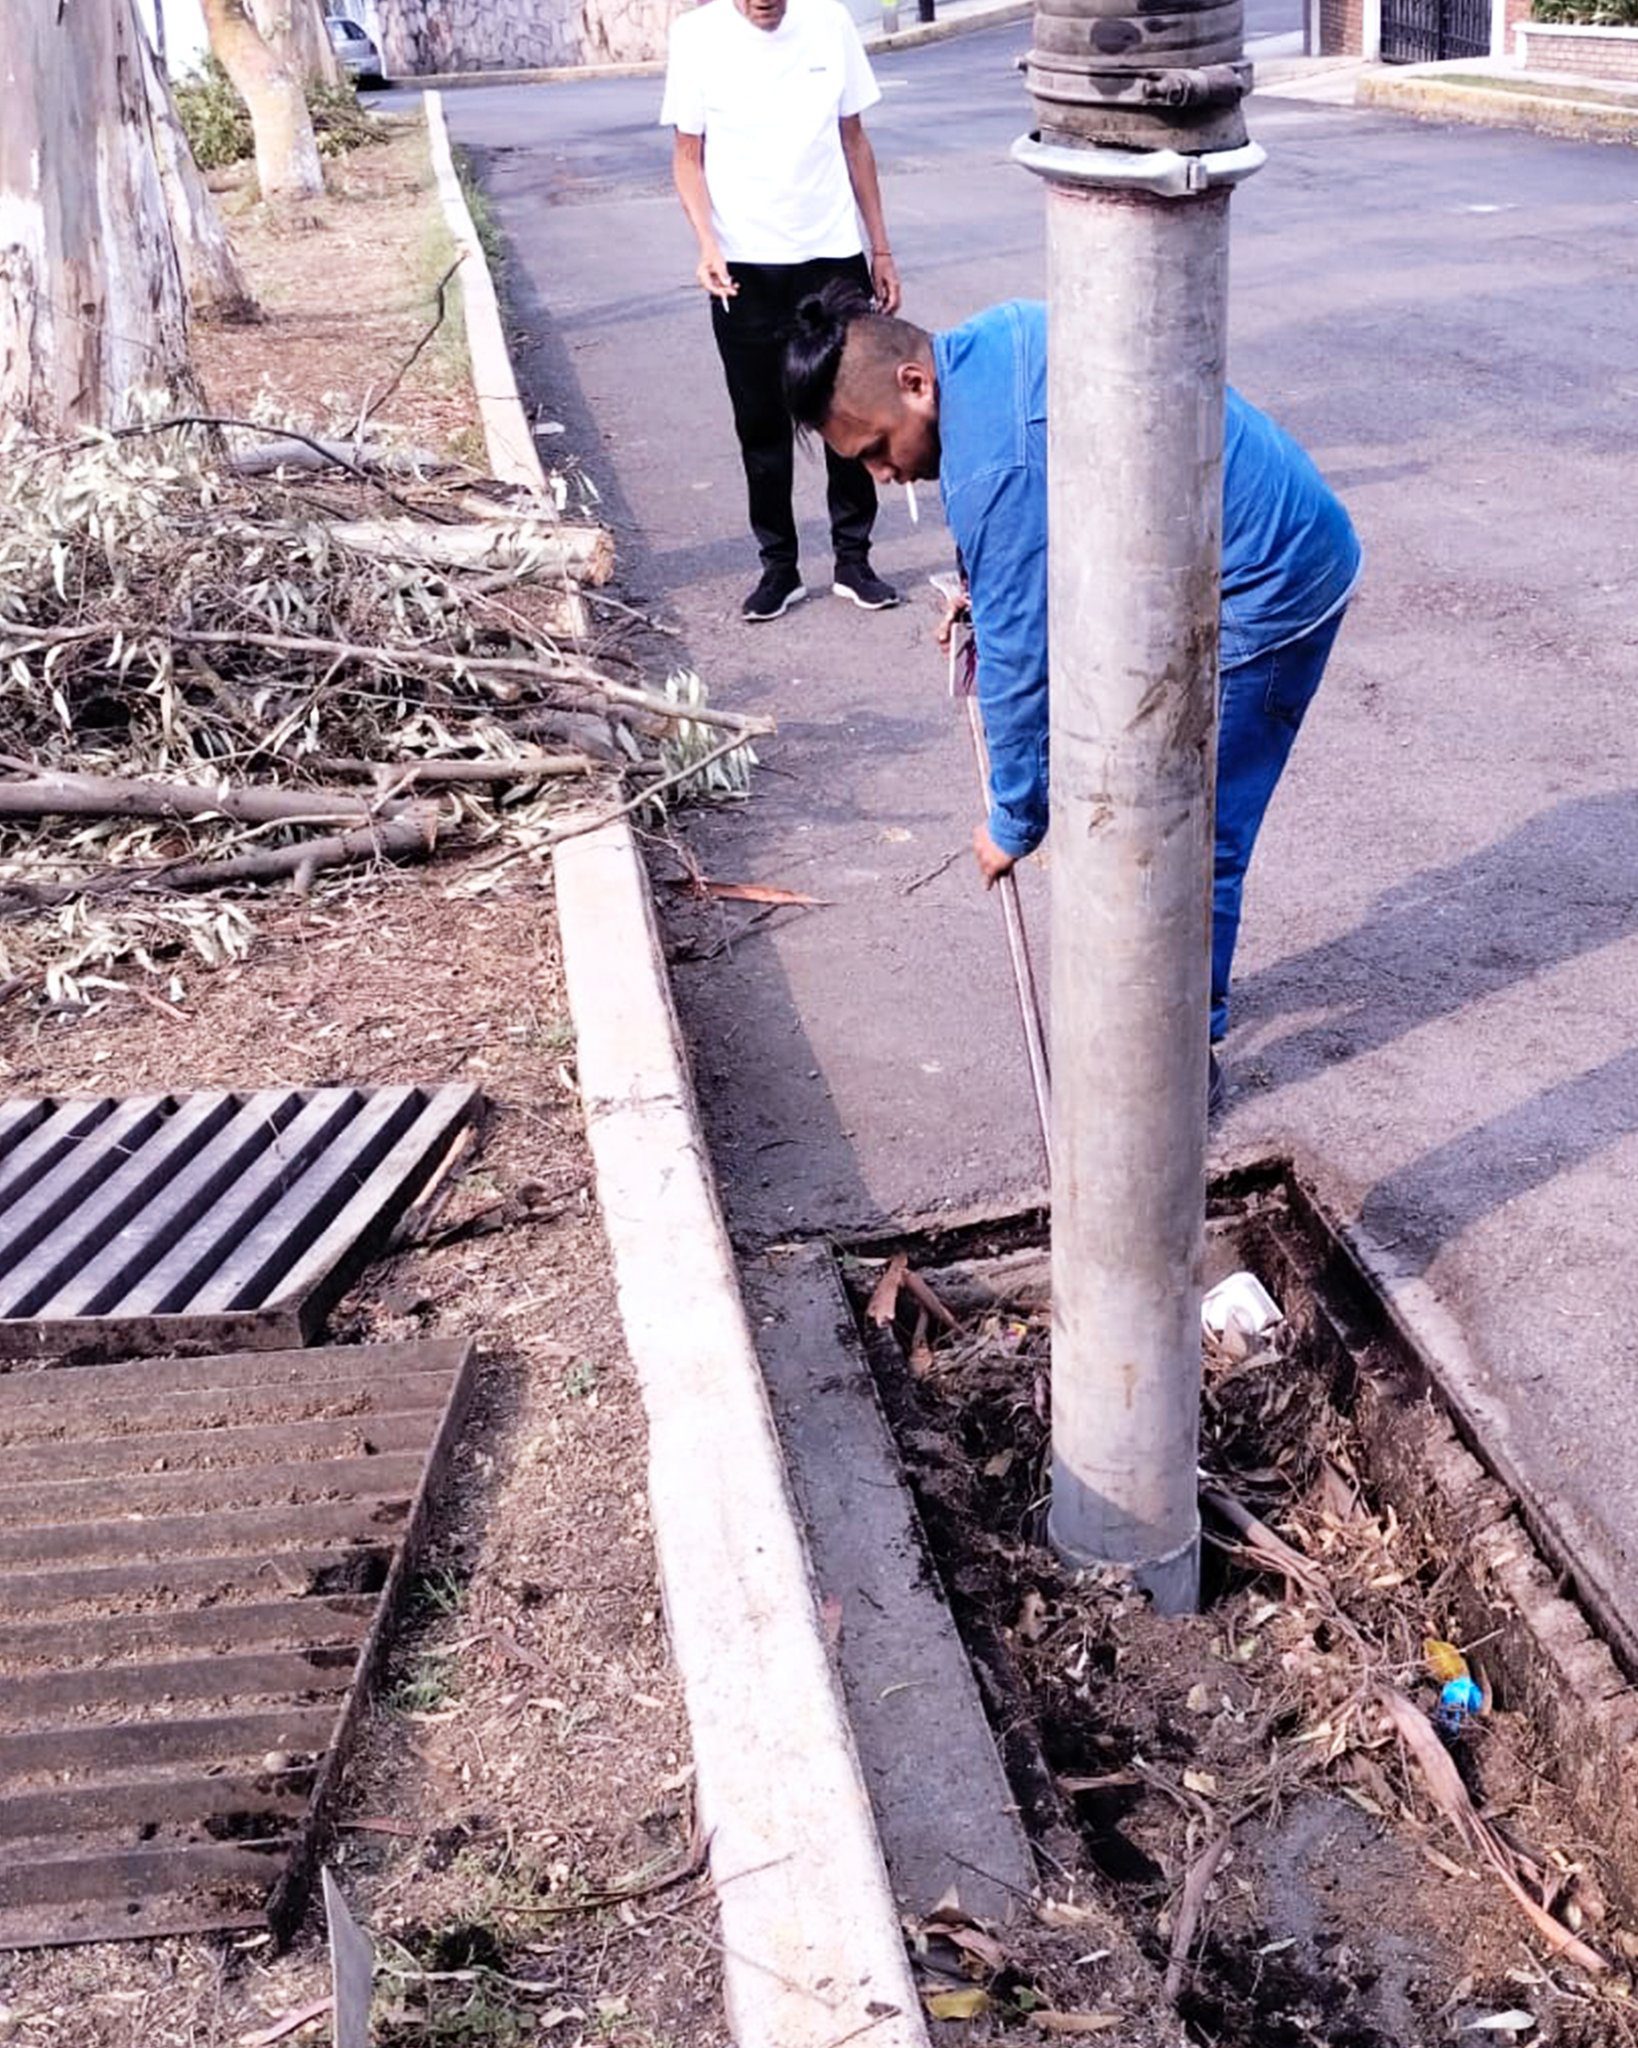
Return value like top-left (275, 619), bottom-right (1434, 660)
top-left (838, 115), bottom-right (899, 314)
top-left (948, 462), bottom-right (1050, 882)
top-left (671, 132), bottom-right (735, 300)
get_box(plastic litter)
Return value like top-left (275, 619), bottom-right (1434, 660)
top-left (1437, 1675), bottom-right (1486, 1731)
top-left (1201, 1271), bottom-right (1283, 1344)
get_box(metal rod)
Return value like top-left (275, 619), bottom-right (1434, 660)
top-left (961, 693), bottom-right (1052, 1171)
top-left (937, 582), bottom-right (1054, 1169)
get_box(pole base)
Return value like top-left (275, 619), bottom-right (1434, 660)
top-left (1048, 1513), bottom-right (1202, 1616)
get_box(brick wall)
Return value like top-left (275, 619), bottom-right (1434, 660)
top-left (1319, 0), bottom-right (1364, 54)
top-left (1517, 22), bottom-right (1638, 77)
top-left (376, 0), bottom-right (683, 72)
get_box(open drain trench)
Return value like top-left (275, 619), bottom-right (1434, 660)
top-left (757, 1166), bottom-right (1638, 2046)
top-left (0, 1338), bottom-right (476, 1948)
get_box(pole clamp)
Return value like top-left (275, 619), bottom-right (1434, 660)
top-left (1012, 131), bottom-right (1266, 198)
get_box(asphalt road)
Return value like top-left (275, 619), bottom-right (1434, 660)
top-left (443, 44), bottom-right (1638, 1641)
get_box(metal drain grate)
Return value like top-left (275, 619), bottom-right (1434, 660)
top-left (0, 1085), bottom-right (480, 1360)
top-left (0, 1336), bottom-right (476, 1949)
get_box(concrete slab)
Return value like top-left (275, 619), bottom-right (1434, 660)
top-left (746, 1243), bottom-right (1037, 1927)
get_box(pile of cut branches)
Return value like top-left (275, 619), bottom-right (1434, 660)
top-left (0, 416), bottom-right (766, 1002)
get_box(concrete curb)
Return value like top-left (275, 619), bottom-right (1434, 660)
top-left (1358, 65), bottom-right (1638, 143)
top-left (424, 92), bottom-right (545, 489)
top-left (393, 0), bottom-right (1028, 90)
top-left (422, 89), bottom-right (930, 2048)
top-left (870, 0), bottom-right (1031, 54)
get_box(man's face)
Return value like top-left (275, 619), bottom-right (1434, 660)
top-left (735, 0), bottom-right (788, 29)
top-left (824, 363), bottom-right (940, 485)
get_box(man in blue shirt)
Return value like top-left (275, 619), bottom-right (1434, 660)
top-left (784, 286), bottom-right (1360, 1103)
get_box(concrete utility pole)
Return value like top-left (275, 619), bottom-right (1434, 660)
top-left (1014, 0), bottom-right (1263, 1612)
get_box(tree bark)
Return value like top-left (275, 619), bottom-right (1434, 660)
top-left (0, 768), bottom-right (425, 827)
top-left (200, 0), bottom-right (325, 209)
top-left (253, 0), bottom-right (342, 89)
top-left (0, 0), bottom-right (196, 435)
top-left (137, 20), bottom-right (261, 325)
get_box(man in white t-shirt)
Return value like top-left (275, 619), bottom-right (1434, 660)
top-left (661, 0), bottom-right (902, 622)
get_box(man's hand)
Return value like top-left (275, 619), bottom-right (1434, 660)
top-left (871, 250), bottom-right (901, 316)
top-left (972, 823), bottom-right (1016, 889)
top-left (934, 581), bottom-right (970, 656)
top-left (696, 245), bottom-right (737, 301)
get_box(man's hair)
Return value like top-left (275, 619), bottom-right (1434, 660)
top-left (784, 279), bottom-right (932, 432)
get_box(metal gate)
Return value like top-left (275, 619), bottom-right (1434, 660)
top-left (1380, 0), bottom-right (1491, 62)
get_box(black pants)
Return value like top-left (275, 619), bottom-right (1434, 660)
top-left (710, 254), bottom-right (877, 575)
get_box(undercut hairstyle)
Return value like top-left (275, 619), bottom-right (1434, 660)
top-left (783, 279), bottom-right (933, 435)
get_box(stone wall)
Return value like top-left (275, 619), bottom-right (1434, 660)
top-left (375, 0), bottom-right (681, 74)
top-left (1517, 20), bottom-right (1638, 78)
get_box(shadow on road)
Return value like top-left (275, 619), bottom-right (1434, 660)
top-left (1357, 1043), bottom-right (1638, 1274)
top-left (1234, 789), bottom-right (1638, 1089)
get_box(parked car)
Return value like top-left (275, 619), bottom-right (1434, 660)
top-left (325, 15), bottom-right (386, 86)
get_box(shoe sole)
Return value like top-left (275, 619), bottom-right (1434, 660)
top-left (831, 580), bottom-right (899, 611)
top-left (743, 583), bottom-right (806, 623)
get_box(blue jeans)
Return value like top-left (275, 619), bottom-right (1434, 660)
top-left (1212, 607), bottom-right (1347, 1042)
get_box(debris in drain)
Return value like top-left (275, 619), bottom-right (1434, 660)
top-left (851, 1233), bottom-right (1638, 2047)
top-left (1201, 1270), bottom-right (1282, 1345)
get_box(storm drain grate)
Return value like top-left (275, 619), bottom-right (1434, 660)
top-left (0, 1084), bottom-right (480, 1360)
top-left (0, 1336), bottom-right (476, 1949)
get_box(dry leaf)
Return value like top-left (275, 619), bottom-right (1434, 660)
top-left (982, 1448), bottom-right (1016, 1480)
top-left (867, 1252), bottom-right (908, 1328)
top-left (1037, 1898), bottom-right (1099, 1930)
top-left (1424, 1637), bottom-right (1469, 1683)
top-left (924, 1986), bottom-right (990, 2020)
top-left (1462, 2016), bottom-right (1536, 2036)
top-left (669, 878), bottom-right (828, 906)
top-left (1182, 1769), bottom-right (1218, 1797)
top-left (1033, 2010), bottom-right (1123, 2034)
top-left (239, 2002), bottom-right (333, 2048)
top-left (1015, 1590), bottom-right (1049, 1643)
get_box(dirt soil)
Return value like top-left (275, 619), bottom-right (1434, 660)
top-left (193, 119), bottom-right (482, 468)
top-left (0, 109), bottom-right (723, 2048)
top-left (853, 1251), bottom-right (1638, 2048)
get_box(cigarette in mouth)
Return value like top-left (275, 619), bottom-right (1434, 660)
top-left (905, 482), bottom-right (918, 525)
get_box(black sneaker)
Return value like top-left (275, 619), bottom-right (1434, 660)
top-left (742, 564), bottom-right (805, 623)
top-left (1208, 1050), bottom-right (1227, 1123)
top-left (832, 560), bottom-right (899, 611)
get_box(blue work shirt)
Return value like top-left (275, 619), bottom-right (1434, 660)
top-left (934, 300), bottom-right (1362, 860)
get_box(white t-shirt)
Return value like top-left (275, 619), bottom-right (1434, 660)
top-left (660, 0), bottom-right (881, 265)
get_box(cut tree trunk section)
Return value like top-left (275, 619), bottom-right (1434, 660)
top-left (0, 0), bottom-right (196, 434)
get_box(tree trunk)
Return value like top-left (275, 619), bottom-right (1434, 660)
top-left (199, 0), bottom-right (325, 209)
top-left (0, 0), bottom-right (196, 435)
top-left (137, 18), bottom-right (261, 325)
top-left (254, 0), bottom-right (343, 88)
